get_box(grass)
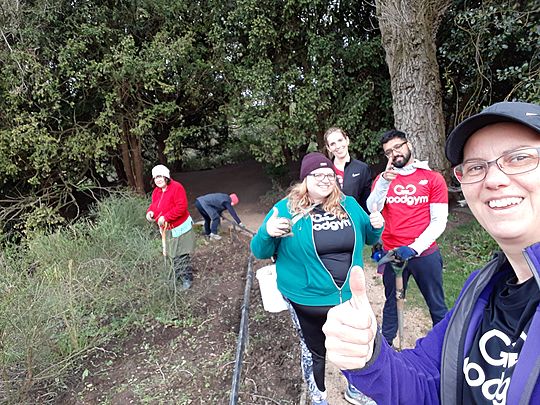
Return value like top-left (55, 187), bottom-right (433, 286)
top-left (0, 191), bottom-right (185, 404)
top-left (439, 213), bottom-right (499, 307)
top-left (399, 212), bottom-right (499, 312)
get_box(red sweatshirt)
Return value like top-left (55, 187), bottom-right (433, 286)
top-left (147, 179), bottom-right (190, 229)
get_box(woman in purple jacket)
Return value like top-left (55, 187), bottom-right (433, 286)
top-left (322, 101), bottom-right (540, 404)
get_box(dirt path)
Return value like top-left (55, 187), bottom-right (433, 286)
top-left (176, 160), bottom-right (433, 404)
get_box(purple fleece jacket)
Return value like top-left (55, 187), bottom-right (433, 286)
top-left (343, 242), bottom-right (540, 405)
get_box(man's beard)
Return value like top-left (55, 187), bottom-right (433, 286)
top-left (391, 149), bottom-right (412, 168)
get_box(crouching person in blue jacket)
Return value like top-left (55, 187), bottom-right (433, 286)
top-left (323, 101), bottom-right (540, 404)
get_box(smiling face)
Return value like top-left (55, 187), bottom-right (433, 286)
top-left (382, 137), bottom-right (412, 168)
top-left (306, 167), bottom-right (336, 202)
top-left (154, 175), bottom-right (168, 189)
top-left (325, 130), bottom-right (350, 160)
top-left (460, 122), bottom-right (540, 248)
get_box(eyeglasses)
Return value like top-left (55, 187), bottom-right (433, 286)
top-left (383, 141), bottom-right (408, 158)
top-left (453, 147), bottom-right (540, 184)
top-left (308, 173), bottom-right (336, 182)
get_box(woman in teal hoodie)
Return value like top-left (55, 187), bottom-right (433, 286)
top-left (251, 152), bottom-right (384, 405)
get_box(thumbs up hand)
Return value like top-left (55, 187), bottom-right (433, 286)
top-left (323, 266), bottom-right (378, 370)
top-left (369, 203), bottom-right (384, 229)
top-left (266, 207), bottom-right (292, 237)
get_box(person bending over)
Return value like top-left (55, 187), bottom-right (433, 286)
top-left (194, 192), bottom-right (243, 240)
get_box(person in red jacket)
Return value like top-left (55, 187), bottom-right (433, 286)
top-left (146, 164), bottom-right (195, 290)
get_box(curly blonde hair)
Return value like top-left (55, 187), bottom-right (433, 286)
top-left (286, 179), bottom-right (347, 220)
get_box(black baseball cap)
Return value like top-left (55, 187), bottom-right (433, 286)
top-left (445, 101), bottom-right (540, 166)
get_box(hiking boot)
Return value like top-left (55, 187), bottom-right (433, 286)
top-left (181, 263), bottom-right (193, 290)
top-left (209, 233), bottom-right (222, 240)
top-left (344, 384), bottom-right (377, 405)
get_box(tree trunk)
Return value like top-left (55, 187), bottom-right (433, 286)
top-left (156, 138), bottom-right (167, 165)
top-left (120, 139), bottom-right (136, 189)
top-left (119, 118), bottom-right (145, 195)
top-left (129, 134), bottom-right (145, 195)
top-left (375, 0), bottom-right (451, 175)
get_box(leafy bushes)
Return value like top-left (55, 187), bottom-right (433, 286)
top-left (439, 214), bottom-right (499, 307)
top-left (0, 192), bottom-right (181, 403)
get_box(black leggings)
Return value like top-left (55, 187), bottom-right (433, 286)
top-left (289, 301), bottom-right (333, 392)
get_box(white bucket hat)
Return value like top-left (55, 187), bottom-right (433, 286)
top-left (151, 164), bottom-right (170, 179)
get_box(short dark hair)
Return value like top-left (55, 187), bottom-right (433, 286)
top-left (380, 129), bottom-right (407, 145)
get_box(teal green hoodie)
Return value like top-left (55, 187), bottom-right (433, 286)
top-left (251, 195), bottom-right (382, 306)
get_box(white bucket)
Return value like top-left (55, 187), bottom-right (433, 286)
top-left (255, 265), bottom-right (288, 313)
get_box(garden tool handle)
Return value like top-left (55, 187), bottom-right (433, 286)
top-left (161, 222), bottom-right (168, 256)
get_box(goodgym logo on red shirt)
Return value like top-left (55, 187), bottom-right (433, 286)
top-left (385, 183), bottom-right (429, 205)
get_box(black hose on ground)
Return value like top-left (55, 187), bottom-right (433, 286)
top-left (229, 253), bottom-right (255, 405)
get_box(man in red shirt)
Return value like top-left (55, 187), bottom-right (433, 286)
top-left (367, 130), bottom-right (449, 346)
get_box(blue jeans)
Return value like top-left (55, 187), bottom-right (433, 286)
top-left (194, 199), bottom-right (220, 235)
top-left (381, 248), bottom-right (448, 345)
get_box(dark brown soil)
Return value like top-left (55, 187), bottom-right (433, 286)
top-left (57, 232), bottom-right (303, 404)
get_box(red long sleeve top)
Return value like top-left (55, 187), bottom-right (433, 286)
top-left (147, 179), bottom-right (190, 229)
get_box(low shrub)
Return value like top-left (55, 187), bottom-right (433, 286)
top-left (0, 191), bottom-right (183, 403)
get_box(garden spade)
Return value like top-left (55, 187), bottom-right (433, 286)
top-left (378, 250), bottom-right (409, 351)
top-left (161, 222), bottom-right (168, 256)
top-left (161, 222), bottom-right (172, 284)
